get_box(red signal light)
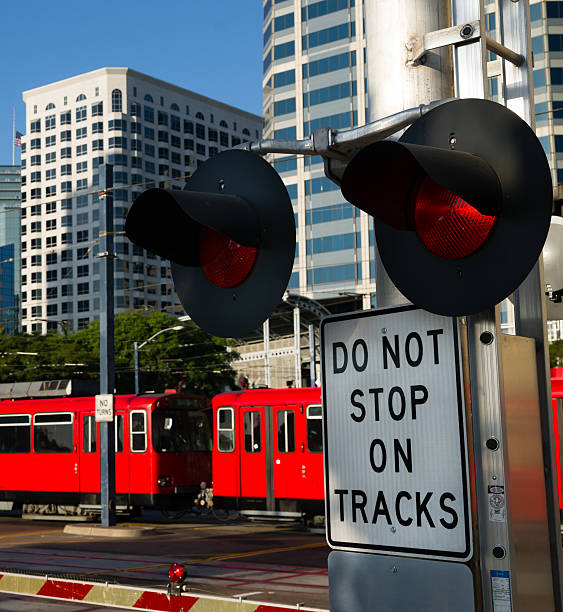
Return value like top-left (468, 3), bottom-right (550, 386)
top-left (199, 225), bottom-right (257, 288)
top-left (413, 176), bottom-right (497, 260)
top-left (168, 563), bottom-right (186, 583)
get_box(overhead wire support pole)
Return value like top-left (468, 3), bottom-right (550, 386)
top-left (98, 164), bottom-right (116, 528)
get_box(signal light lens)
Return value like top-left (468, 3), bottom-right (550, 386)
top-left (413, 176), bottom-right (497, 259)
top-left (199, 225), bottom-right (257, 288)
top-left (168, 563), bottom-right (186, 583)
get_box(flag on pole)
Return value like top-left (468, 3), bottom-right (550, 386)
top-left (14, 131), bottom-right (22, 147)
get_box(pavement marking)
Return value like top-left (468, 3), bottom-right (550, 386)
top-left (83, 540), bottom-right (326, 576)
top-left (0, 528), bottom-right (62, 541)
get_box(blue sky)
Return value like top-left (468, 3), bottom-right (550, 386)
top-left (0, 1), bottom-right (263, 165)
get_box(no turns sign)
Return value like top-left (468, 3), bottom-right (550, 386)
top-left (321, 304), bottom-right (472, 561)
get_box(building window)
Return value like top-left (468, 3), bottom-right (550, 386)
top-left (61, 147), bottom-right (71, 159)
top-left (30, 138), bottom-right (41, 150)
top-left (92, 102), bottom-right (103, 116)
top-left (109, 137), bottom-right (127, 149)
top-left (109, 119), bottom-right (127, 131)
top-left (30, 120), bottom-right (41, 133)
top-left (76, 127), bottom-right (87, 139)
top-left (144, 106), bottom-right (154, 123)
top-left (45, 114), bottom-right (56, 130)
top-left (76, 105), bottom-right (87, 122)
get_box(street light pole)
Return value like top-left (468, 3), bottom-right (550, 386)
top-left (133, 326), bottom-right (184, 395)
top-left (134, 341), bottom-right (140, 395)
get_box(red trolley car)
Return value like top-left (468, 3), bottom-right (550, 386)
top-left (211, 387), bottom-right (324, 518)
top-left (0, 381), bottom-right (212, 515)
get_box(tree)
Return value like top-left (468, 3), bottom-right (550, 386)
top-left (0, 312), bottom-right (238, 398)
top-left (71, 311), bottom-right (238, 395)
top-left (0, 331), bottom-right (92, 383)
top-left (549, 339), bottom-right (563, 368)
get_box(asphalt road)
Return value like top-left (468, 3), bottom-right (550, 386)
top-left (0, 511), bottom-right (330, 610)
top-left (0, 591), bottom-right (119, 611)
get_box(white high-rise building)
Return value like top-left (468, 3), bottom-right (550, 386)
top-left (20, 67), bottom-right (262, 334)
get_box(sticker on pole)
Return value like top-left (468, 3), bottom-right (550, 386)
top-left (321, 304), bottom-right (472, 561)
top-left (95, 394), bottom-right (114, 422)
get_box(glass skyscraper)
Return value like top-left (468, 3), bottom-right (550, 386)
top-left (0, 166), bottom-right (21, 334)
top-left (263, 0), bottom-right (373, 313)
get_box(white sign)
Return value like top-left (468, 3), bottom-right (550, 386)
top-left (321, 305), bottom-right (472, 561)
top-left (95, 394), bottom-right (114, 422)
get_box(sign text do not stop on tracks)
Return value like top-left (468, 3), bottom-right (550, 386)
top-left (321, 304), bottom-right (472, 561)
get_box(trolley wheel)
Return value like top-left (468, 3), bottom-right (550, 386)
top-left (212, 507), bottom-right (238, 521)
top-left (160, 508), bottom-right (187, 521)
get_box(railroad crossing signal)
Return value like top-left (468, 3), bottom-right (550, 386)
top-left (125, 149), bottom-right (295, 338)
top-left (340, 98), bottom-right (553, 316)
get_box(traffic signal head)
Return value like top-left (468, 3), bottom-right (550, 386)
top-left (341, 98), bottom-right (552, 315)
top-left (125, 149), bottom-right (295, 337)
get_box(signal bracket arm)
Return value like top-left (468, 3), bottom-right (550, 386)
top-left (237, 98), bottom-right (451, 158)
top-left (407, 20), bottom-right (524, 68)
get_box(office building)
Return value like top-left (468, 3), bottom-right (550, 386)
top-left (0, 166), bottom-right (21, 334)
top-left (20, 67), bottom-right (262, 333)
top-left (263, 0), bottom-right (372, 314)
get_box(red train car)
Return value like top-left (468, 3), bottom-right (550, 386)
top-left (212, 378), bottom-right (563, 523)
top-left (211, 387), bottom-right (324, 518)
top-left (0, 385), bottom-right (212, 514)
top-left (550, 368), bottom-right (563, 514)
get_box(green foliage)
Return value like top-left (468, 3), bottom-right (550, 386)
top-left (549, 339), bottom-right (563, 368)
top-left (0, 312), bottom-right (237, 397)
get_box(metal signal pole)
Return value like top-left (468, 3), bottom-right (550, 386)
top-left (365, 0), bottom-right (454, 308)
top-left (99, 164), bottom-right (116, 527)
top-left (325, 1), bottom-right (562, 611)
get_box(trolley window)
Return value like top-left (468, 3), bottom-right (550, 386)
top-left (34, 412), bottom-right (73, 453)
top-left (0, 414), bottom-right (31, 453)
top-left (83, 414), bottom-right (123, 453)
top-left (306, 404), bottom-right (323, 452)
top-left (277, 410), bottom-right (295, 453)
top-left (83, 415), bottom-right (96, 452)
top-left (115, 414), bottom-right (123, 452)
top-left (217, 407), bottom-right (235, 452)
top-left (244, 411), bottom-right (261, 453)
top-left (188, 410), bottom-right (212, 451)
top-left (130, 410), bottom-right (147, 452)
top-left (152, 409), bottom-right (190, 453)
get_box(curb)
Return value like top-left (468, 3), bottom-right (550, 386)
top-left (63, 524), bottom-right (157, 538)
top-left (0, 570), bottom-right (328, 611)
